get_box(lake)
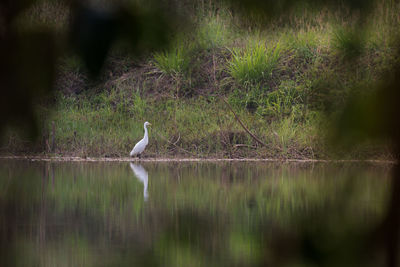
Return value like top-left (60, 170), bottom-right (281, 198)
top-left (0, 160), bottom-right (393, 266)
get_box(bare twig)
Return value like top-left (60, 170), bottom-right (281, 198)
top-left (154, 131), bottom-right (197, 157)
top-left (51, 121), bottom-right (55, 153)
top-left (172, 133), bottom-right (181, 146)
top-left (222, 98), bottom-right (268, 147)
top-left (212, 54), bottom-right (217, 88)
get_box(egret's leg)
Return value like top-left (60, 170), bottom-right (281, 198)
top-left (138, 154), bottom-right (141, 159)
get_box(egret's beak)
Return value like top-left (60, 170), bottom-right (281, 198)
top-left (148, 123), bottom-right (152, 126)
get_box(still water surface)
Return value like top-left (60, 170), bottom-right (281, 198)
top-left (0, 160), bottom-right (392, 266)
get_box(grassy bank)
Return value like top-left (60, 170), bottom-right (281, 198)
top-left (1, 0), bottom-right (398, 159)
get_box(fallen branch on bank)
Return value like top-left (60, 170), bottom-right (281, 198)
top-left (222, 98), bottom-right (268, 148)
top-left (154, 130), bottom-right (198, 157)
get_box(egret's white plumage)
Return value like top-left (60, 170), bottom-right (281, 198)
top-left (130, 163), bottom-right (149, 201)
top-left (130, 121), bottom-right (151, 157)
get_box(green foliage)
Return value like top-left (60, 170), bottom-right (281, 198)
top-left (46, 90), bottom-right (147, 157)
top-left (228, 42), bottom-right (282, 85)
top-left (258, 80), bottom-right (304, 119)
top-left (132, 91), bottom-right (147, 119)
top-left (332, 27), bottom-right (365, 59)
top-left (283, 30), bottom-right (323, 62)
top-left (154, 44), bottom-right (192, 76)
top-left (197, 16), bottom-right (232, 49)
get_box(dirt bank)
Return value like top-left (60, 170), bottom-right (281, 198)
top-left (0, 155), bottom-right (394, 164)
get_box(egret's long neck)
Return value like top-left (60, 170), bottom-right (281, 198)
top-left (143, 125), bottom-right (148, 141)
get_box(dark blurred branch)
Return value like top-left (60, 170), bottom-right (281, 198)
top-left (385, 159), bottom-right (400, 267)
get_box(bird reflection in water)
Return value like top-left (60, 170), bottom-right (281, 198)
top-left (129, 163), bottom-right (149, 201)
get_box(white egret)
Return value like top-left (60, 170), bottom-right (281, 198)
top-left (130, 163), bottom-right (149, 201)
top-left (130, 121), bottom-right (151, 158)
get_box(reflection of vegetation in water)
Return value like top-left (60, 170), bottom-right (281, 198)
top-left (0, 161), bottom-right (391, 266)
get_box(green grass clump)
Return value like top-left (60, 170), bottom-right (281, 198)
top-left (258, 80), bottom-right (304, 119)
top-left (197, 16), bottom-right (232, 49)
top-left (228, 42), bottom-right (282, 85)
top-left (154, 45), bottom-right (191, 77)
top-left (283, 30), bottom-right (326, 62)
top-left (332, 27), bottom-right (365, 59)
